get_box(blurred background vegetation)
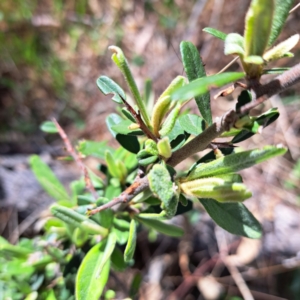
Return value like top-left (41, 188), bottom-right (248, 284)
top-left (1, 0), bottom-right (300, 299)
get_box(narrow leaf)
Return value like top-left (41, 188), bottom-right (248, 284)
top-left (51, 204), bottom-right (108, 236)
top-left (77, 140), bottom-right (113, 159)
top-left (203, 27), bottom-right (227, 40)
top-left (40, 121), bottom-right (58, 133)
top-left (186, 145), bottom-right (287, 180)
top-left (263, 67), bottom-right (290, 74)
top-left (224, 33), bottom-right (245, 56)
top-left (96, 232), bottom-right (117, 277)
top-left (109, 46), bottom-right (151, 126)
top-left (180, 41), bottom-right (212, 124)
top-left (171, 73), bottom-right (245, 101)
top-left (268, 0), bottom-right (294, 46)
top-left (159, 103), bottom-right (181, 136)
top-left (135, 216), bottom-right (184, 237)
top-left (199, 198), bottom-right (262, 238)
top-left (152, 76), bottom-right (186, 136)
top-left (244, 0), bottom-right (274, 57)
top-left (180, 177), bottom-right (252, 202)
top-left (96, 76), bottom-right (125, 104)
top-left (29, 155), bottom-right (69, 201)
top-left (264, 34), bottom-right (299, 62)
top-left (76, 242), bottom-right (110, 300)
top-left (124, 219), bottom-right (137, 262)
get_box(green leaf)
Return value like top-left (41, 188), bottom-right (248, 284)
top-left (96, 233), bottom-right (117, 277)
top-left (264, 34), bottom-right (299, 62)
top-left (148, 164), bottom-right (178, 217)
top-left (121, 107), bottom-right (136, 122)
top-left (144, 79), bottom-right (154, 114)
top-left (203, 27), bottom-right (227, 40)
top-left (180, 41), bottom-right (212, 124)
top-left (112, 218), bottom-right (130, 245)
top-left (96, 76), bottom-right (125, 104)
top-left (268, 0), bottom-right (294, 46)
top-left (135, 216), bottom-right (184, 237)
top-left (106, 113), bottom-right (124, 138)
top-left (232, 108), bottom-right (280, 143)
top-left (244, 0), bottom-right (274, 57)
top-left (180, 177), bottom-right (252, 202)
top-left (129, 272), bottom-right (143, 299)
top-left (178, 114), bottom-right (204, 135)
top-left (186, 145), bottom-right (287, 180)
top-left (263, 67), bottom-right (290, 74)
top-left (77, 140), bottom-right (114, 159)
top-left (236, 90), bottom-right (252, 111)
top-left (159, 103), bottom-right (181, 137)
top-left (29, 155), bottom-right (69, 201)
top-left (124, 219), bottom-right (137, 262)
top-left (157, 137), bottom-right (172, 159)
top-left (0, 243), bottom-right (32, 259)
top-left (111, 247), bottom-right (127, 271)
top-left (106, 114), bottom-right (140, 153)
top-left (111, 119), bottom-right (144, 135)
top-left (105, 150), bottom-right (122, 179)
top-left (171, 73), bottom-right (245, 102)
top-left (199, 198), bottom-right (262, 238)
top-left (40, 121), bottom-right (58, 133)
top-left (51, 204), bottom-right (108, 236)
top-left (116, 134), bottom-right (140, 154)
top-left (243, 55), bottom-right (264, 64)
top-left (109, 46), bottom-right (151, 126)
top-left (76, 241), bottom-right (110, 300)
top-left (152, 76), bottom-right (186, 136)
top-left (224, 33), bottom-right (245, 56)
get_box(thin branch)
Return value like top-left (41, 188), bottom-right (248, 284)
top-left (53, 119), bottom-right (98, 200)
top-left (120, 95), bottom-right (158, 142)
top-left (217, 56), bottom-right (239, 74)
top-left (239, 63), bottom-right (300, 114)
top-left (88, 173), bottom-right (149, 215)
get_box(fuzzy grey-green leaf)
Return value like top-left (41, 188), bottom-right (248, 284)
top-left (148, 164), bottom-right (177, 217)
top-left (244, 0), bottom-right (274, 57)
top-left (224, 33), bottom-right (245, 56)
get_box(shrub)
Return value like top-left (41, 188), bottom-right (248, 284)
top-left (1, 1), bottom-right (299, 298)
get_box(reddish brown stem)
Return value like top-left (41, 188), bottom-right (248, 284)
top-left (53, 119), bottom-right (98, 200)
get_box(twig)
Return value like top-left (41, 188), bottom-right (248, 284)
top-left (215, 229), bottom-right (254, 300)
top-left (120, 95), bottom-right (158, 141)
top-left (239, 62), bottom-right (300, 114)
top-left (88, 173), bottom-right (149, 215)
top-left (289, 2), bottom-right (300, 14)
top-left (53, 119), bottom-right (98, 200)
top-left (217, 56), bottom-right (239, 74)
